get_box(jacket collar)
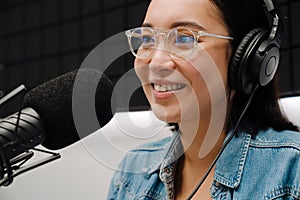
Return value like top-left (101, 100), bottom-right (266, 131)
top-left (146, 130), bottom-right (252, 189)
top-left (214, 131), bottom-right (252, 188)
top-left (146, 130), bottom-right (183, 174)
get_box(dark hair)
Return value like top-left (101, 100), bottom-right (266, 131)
top-left (210, 0), bottom-right (299, 134)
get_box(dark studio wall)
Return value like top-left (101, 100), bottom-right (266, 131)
top-left (0, 0), bottom-right (149, 117)
top-left (0, 0), bottom-right (299, 117)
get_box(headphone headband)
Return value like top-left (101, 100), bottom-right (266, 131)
top-left (262, 0), bottom-right (275, 12)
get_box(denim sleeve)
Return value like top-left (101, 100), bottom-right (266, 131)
top-left (106, 170), bottom-right (120, 200)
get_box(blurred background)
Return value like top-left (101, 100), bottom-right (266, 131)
top-left (0, 0), bottom-right (299, 117)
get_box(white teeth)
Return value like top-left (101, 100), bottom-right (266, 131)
top-left (154, 84), bottom-right (160, 91)
top-left (153, 83), bottom-right (185, 92)
top-left (172, 84), bottom-right (177, 90)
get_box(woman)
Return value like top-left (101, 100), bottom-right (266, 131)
top-left (107, 0), bottom-right (300, 199)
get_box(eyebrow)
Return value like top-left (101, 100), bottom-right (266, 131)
top-left (170, 21), bottom-right (207, 31)
top-left (141, 21), bottom-right (207, 31)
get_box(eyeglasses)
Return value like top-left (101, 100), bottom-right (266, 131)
top-left (125, 27), bottom-right (234, 59)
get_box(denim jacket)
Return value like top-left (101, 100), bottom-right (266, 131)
top-left (107, 128), bottom-right (300, 199)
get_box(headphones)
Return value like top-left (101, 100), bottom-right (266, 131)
top-left (229, 0), bottom-right (284, 95)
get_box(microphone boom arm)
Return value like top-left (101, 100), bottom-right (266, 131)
top-left (0, 148), bottom-right (61, 187)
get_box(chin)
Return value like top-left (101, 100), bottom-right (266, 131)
top-left (151, 104), bottom-right (181, 123)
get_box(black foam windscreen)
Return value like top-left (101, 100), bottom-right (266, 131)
top-left (23, 68), bottom-right (115, 150)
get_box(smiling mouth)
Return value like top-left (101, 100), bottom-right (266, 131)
top-left (152, 83), bottom-right (186, 92)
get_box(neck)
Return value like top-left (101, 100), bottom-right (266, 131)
top-left (178, 117), bottom-right (226, 169)
top-left (175, 119), bottom-right (225, 199)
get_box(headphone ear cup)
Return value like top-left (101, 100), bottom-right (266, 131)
top-left (229, 28), bottom-right (264, 94)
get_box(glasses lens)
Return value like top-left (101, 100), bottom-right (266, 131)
top-left (168, 28), bottom-right (195, 58)
top-left (129, 28), bottom-right (156, 59)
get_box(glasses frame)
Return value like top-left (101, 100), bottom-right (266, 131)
top-left (125, 27), bottom-right (234, 59)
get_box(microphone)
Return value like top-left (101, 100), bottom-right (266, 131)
top-left (0, 68), bottom-right (114, 162)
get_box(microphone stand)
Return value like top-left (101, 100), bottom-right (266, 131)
top-left (0, 84), bottom-right (26, 107)
top-left (0, 148), bottom-right (61, 187)
top-left (0, 84), bottom-right (61, 187)
top-left (0, 85), bottom-right (27, 186)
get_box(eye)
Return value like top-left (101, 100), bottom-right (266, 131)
top-left (171, 30), bottom-right (195, 50)
top-left (139, 33), bottom-right (155, 48)
top-left (141, 35), bottom-right (154, 44)
top-left (176, 34), bottom-right (194, 44)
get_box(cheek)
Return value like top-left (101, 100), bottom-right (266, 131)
top-left (134, 59), bottom-right (152, 102)
top-left (187, 69), bottom-right (211, 111)
top-left (205, 45), bottom-right (232, 87)
top-left (181, 47), bottom-right (230, 112)
top-left (134, 59), bottom-right (149, 83)
top-left (215, 56), bottom-right (229, 86)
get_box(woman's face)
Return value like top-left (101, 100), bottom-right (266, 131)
top-left (134, 0), bottom-right (233, 123)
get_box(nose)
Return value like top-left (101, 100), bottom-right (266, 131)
top-left (149, 39), bottom-right (175, 77)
